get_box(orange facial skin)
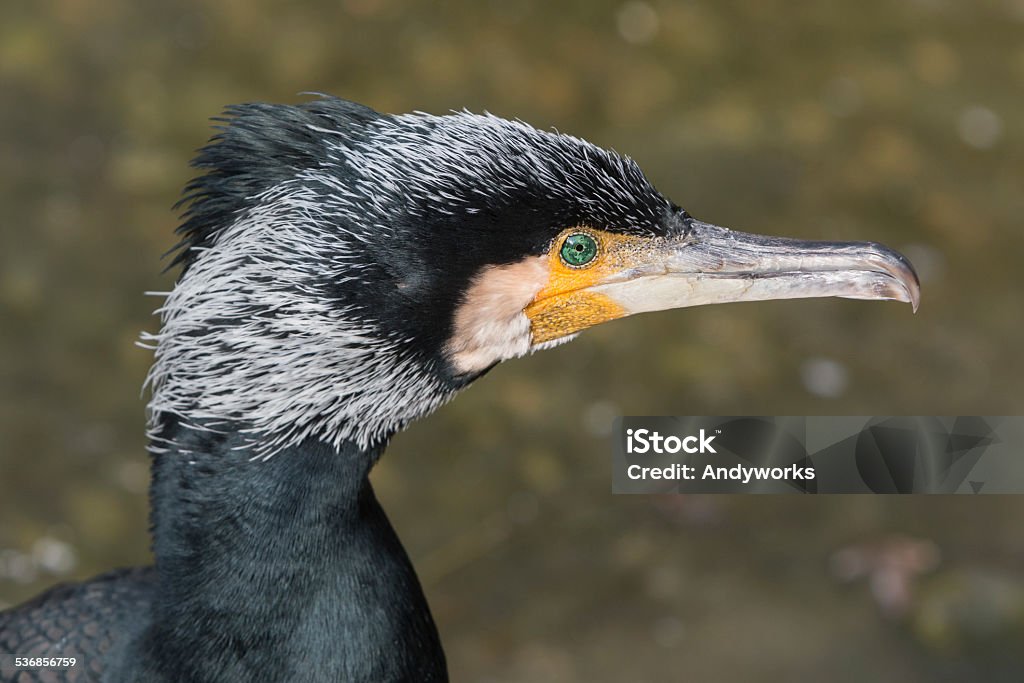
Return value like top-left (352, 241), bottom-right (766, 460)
top-left (525, 227), bottom-right (656, 343)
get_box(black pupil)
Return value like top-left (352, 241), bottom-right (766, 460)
top-left (574, 244), bottom-right (584, 252)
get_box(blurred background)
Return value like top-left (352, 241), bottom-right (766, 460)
top-left (1, 0), bottom-right (1023, 680)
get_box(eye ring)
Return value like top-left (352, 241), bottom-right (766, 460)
top-left (559, 232), bottom-right (600, 268)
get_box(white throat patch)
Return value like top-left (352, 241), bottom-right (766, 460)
top-left (446, 256), bottom-right (549, 375)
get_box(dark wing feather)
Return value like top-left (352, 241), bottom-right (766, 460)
top-left (0, 567), bottom-right (155, 683)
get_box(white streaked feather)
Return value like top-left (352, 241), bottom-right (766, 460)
top-left (145, 185), bottom-right (453, 459)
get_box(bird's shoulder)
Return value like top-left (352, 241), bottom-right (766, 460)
top-left (0, 566), bottom-right (156, 682)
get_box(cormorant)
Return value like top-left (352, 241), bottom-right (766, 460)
top-left (0, 97), bottom-right (919, 682)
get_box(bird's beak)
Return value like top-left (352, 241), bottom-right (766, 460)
top-left (593, 219), bottom-right (920, 314)
top-left (525, 220), bottom-right (920, 345)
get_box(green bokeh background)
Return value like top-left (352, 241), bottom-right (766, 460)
top-left (2, 1), bottom-right (1023, 680)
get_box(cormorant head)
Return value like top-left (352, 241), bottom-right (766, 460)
top-left (144, 97), bottom-right (919, 458)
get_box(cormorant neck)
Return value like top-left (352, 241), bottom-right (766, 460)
top-left (126, 418), bottom-right (447, 682)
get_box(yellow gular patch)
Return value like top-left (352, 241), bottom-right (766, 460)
top-left (524, 227), bottom-right (656, 344)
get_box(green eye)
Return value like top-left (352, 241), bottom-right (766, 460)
top-left (559, 232), bottom-right (599, 268)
